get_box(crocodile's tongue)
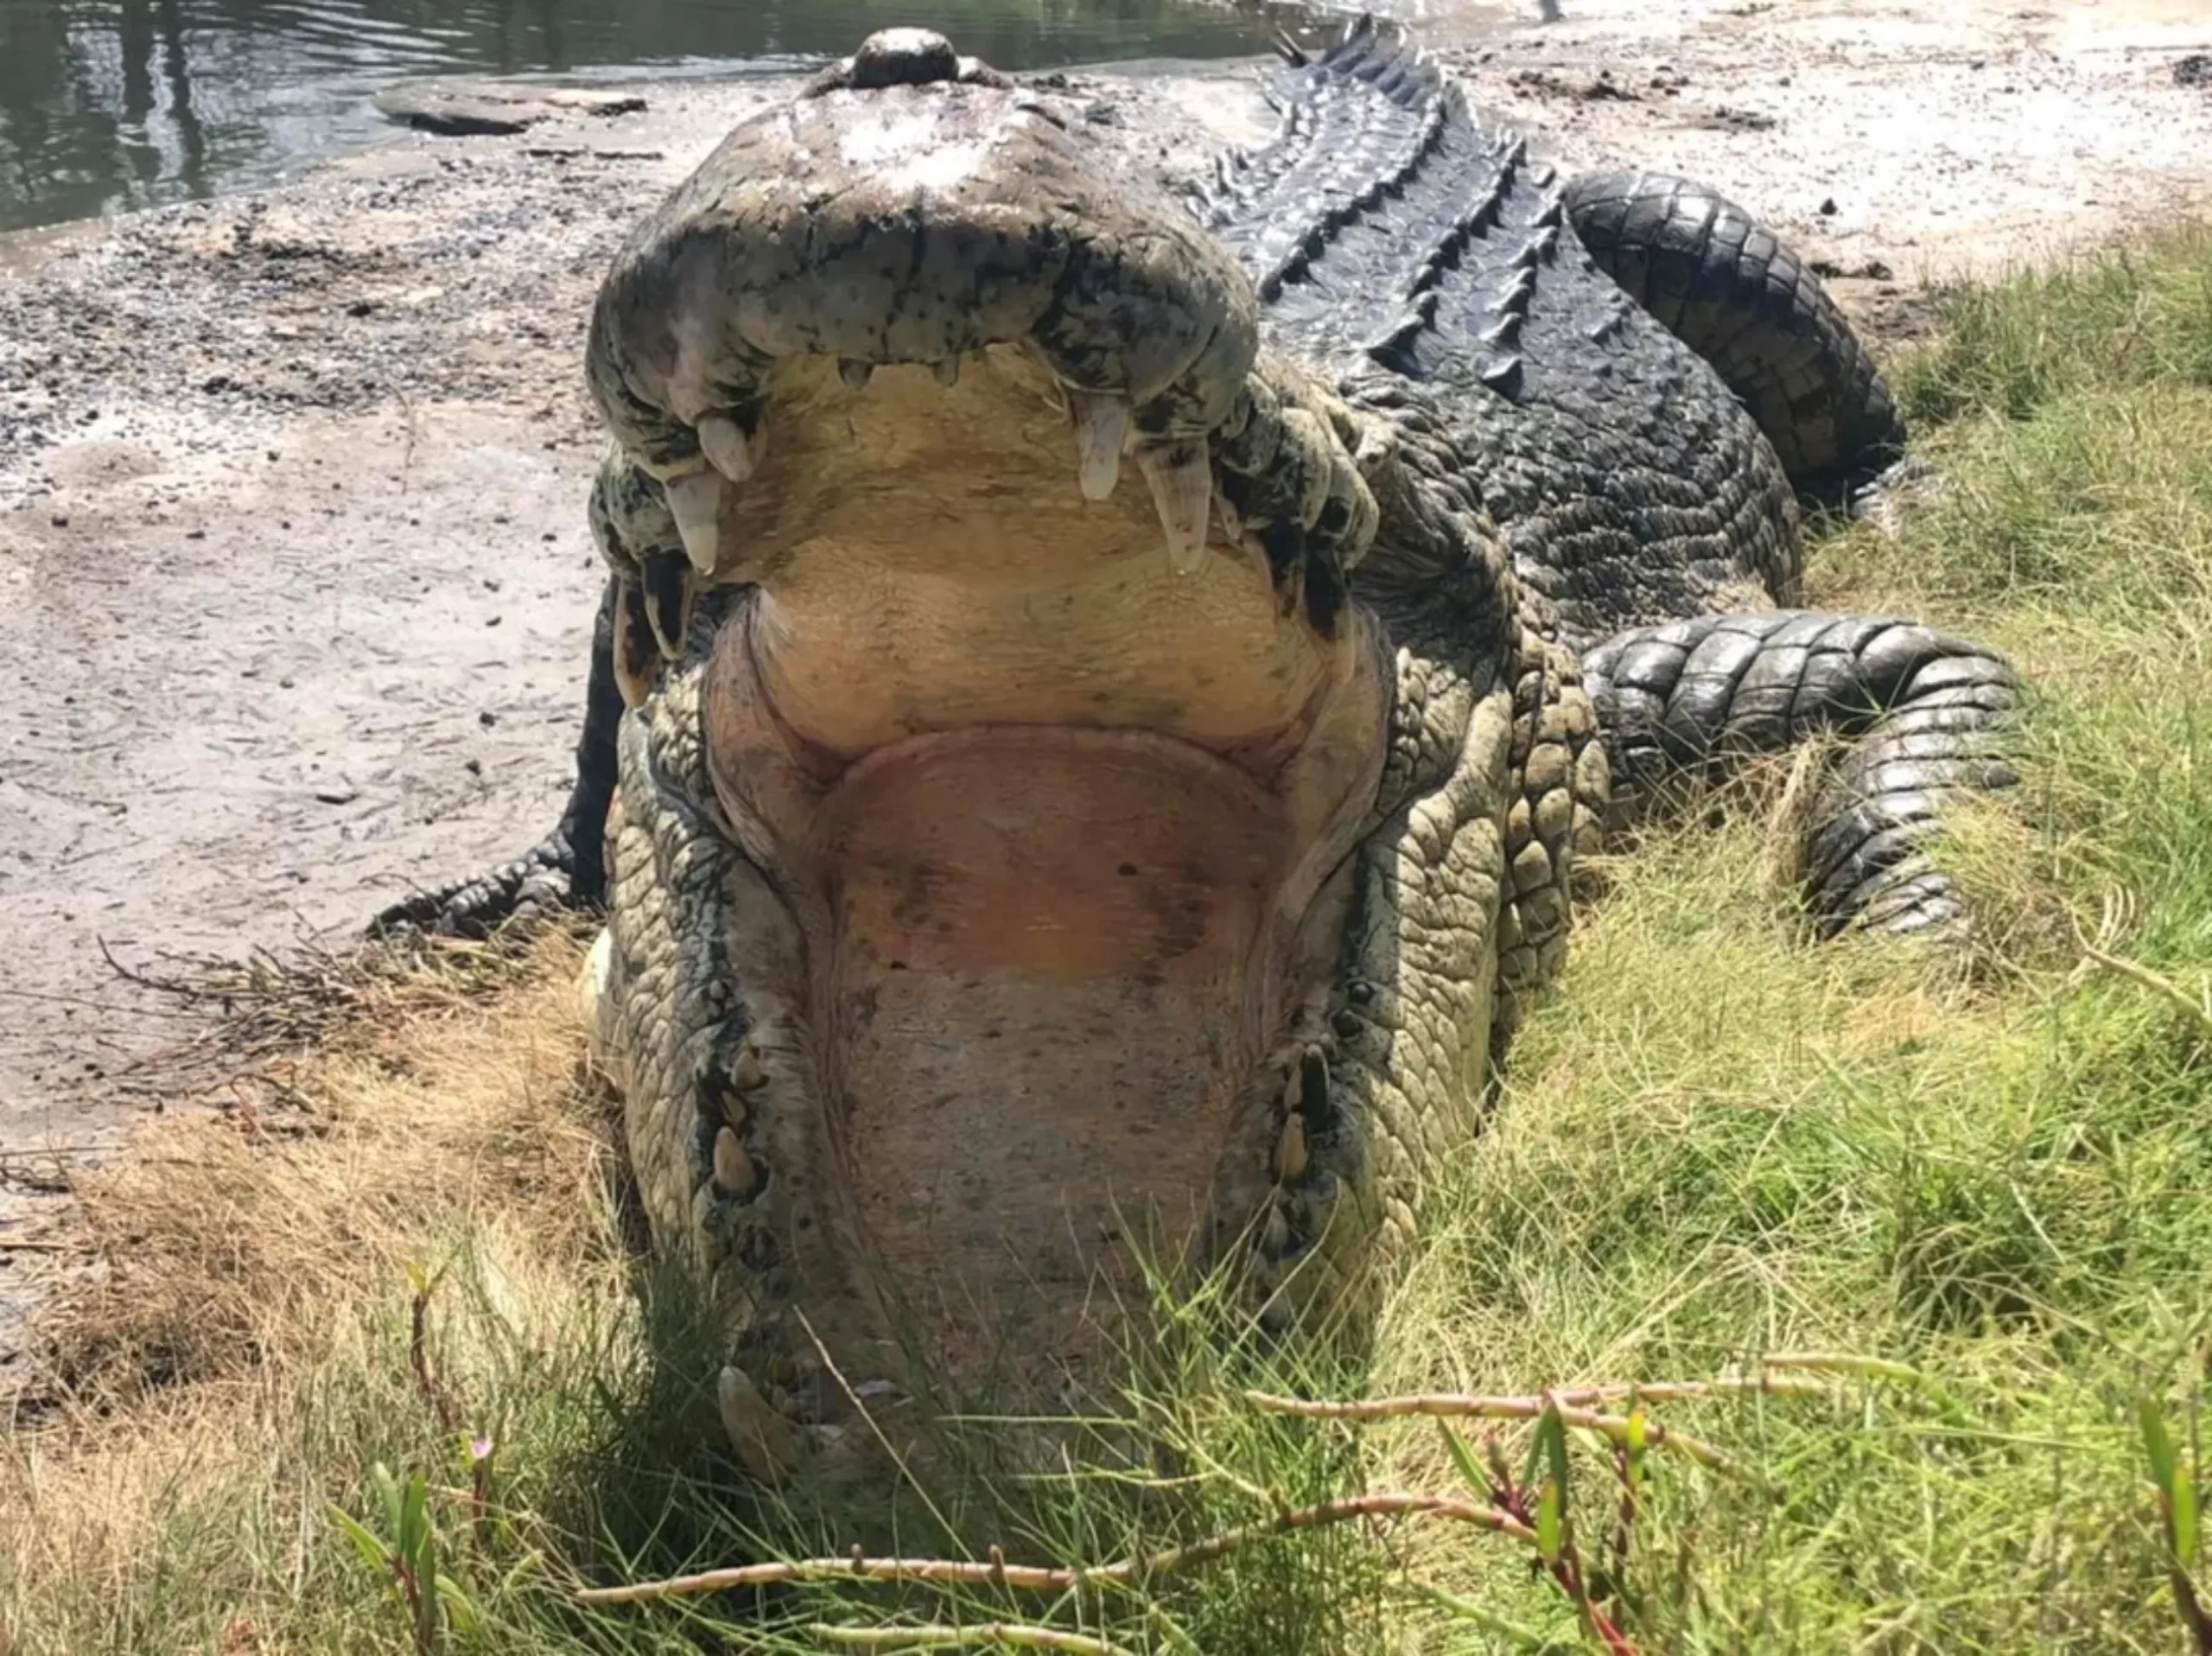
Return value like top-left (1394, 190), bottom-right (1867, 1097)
top-left (816, 729), bottom-right (1280, 1381)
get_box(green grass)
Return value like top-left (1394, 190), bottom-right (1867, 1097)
top-left (10, 232), bottom-right (2212, 1654)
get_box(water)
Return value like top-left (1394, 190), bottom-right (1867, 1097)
top-left (0, 0), bottom-right (1287, 232)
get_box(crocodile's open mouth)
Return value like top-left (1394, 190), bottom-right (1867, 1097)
top-left (581, 49), bottom-right (1395, 1398)
top-left (690, 352), bottom-right (1389, 1384)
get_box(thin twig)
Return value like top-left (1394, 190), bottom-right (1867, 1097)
top-left (0, 1236), bottom-right (70, 1252)
top-left (807, 1625), bottom-right (1137, 1655)
top-left (0, 987), bottom-right (207, 1018)
top-left (2076, 941), bottom-right (2212, 1039)
top-left (408, 1269), bottom-right (461, 1434)
top-left (573, 1492), bottom-right (1537, 1606)
top-left (1267, 1374), bottom-right (1834, 1411)
top-left (1243, 1391), bottom-right (1752, 1479)
top-left (95, 936), bottom-right (207, 997)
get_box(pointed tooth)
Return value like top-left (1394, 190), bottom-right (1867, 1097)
top-left (717, 1366), bottom-right (803, 1481)
top-left (931, 356), bottom-right (961, 386)
top-left (1214, 486), bottom-right (1242, 543)
top-left (1137, 442), bottom-right (1212, 575)
top-left (730, 1044), bottom-right (767, 1092)
top-left (1069, 391), bottom-right (1129, 501)
top-left (640, 551), bottom-right (695, 660)
top-left (610, 577), bottom-right (658, 709)
top-left (1274, 1112), bottom-right (1309, 1183)
top-left (840, 359), bottom-right (874, 390)
top-left (712, 1126), bottom-right (758, 1198)
top-left (664, 470), bottom-right (725, 576)
top-left (696, 414), bottom-right (756, 484)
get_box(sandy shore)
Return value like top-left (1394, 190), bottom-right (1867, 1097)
top-left (3, 0), bottom-right (2209, 1371)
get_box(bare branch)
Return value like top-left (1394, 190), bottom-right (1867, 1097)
top-left (573, 1492), bottom-right (1537, 1607)
top-left (1244, 1391), bottom-right (1755, 1479)
top-left (808, 1624), bottom-right (1139, 1655)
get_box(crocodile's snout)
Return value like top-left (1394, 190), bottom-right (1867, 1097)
top-left (582, 38), bottom-right (1263, 589)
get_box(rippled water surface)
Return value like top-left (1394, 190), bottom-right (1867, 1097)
top-left (0, 0), bottom-right (1282, 232)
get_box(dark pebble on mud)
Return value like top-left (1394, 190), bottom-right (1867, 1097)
top-left (479, 710), bottom-right (498, 727)
top-left (314, 787), bottom-right (359, 806)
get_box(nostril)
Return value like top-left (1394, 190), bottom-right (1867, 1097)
top-left (849, 29), bottom-right (962, 91)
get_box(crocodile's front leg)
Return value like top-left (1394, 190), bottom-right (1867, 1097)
top-left (1581, 611), bottom-right (2019, 935)
top-left (370, 581), bottom-right (621, 937)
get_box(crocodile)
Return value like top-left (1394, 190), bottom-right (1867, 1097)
top-left (376, 21), bottom-right (2016, 1474)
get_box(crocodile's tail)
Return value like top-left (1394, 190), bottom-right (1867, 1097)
top-left (1562, 169), bottom-right (1906, 504)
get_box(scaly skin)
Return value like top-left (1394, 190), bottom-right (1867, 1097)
top-left (378, 19), bottom-right (2017, 1477)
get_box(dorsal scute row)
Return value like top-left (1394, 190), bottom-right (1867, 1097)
top-left (1192, 14), bottom-right (1573, 390)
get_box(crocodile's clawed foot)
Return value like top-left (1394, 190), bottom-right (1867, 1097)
top-left (1843, 454), bottom-right (1946, 536)
top-left (368, 828), bottom-right (580, 940)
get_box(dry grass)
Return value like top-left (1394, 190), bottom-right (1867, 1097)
top-left (0, 928), bottom-right (635, 1653)
top-left (31, 930), bottom-right (613, 1405)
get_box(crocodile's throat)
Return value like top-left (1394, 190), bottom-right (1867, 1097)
top-left (693, 355), bottom-right (1389, 1390)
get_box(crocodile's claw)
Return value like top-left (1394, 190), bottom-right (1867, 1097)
top-left (368, 828), bottom-right (583, 939)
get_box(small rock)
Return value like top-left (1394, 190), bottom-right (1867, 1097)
top-left (479, 710), bottom-right (498, 728)
top-left (373, 82), bottom-right (646, 137)
top-left (1818, 196), bottom-right (1839, 216)
top-left (1707, 105), bottom-right (1776, 131)
top-left (314, 786), bottom-right (359, 806)
top-left (2177, 53), bottom-right (2212, 88)
top-left (1808, 256), bottom-right (1894, 281)
top-left (464, 758), bottom-right (484, 777)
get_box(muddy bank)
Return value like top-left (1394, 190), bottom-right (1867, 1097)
top-left (5, 0), bottom-right (2212, 1375)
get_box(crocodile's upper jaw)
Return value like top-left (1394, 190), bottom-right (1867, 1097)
top-left (584, 48), bottom-right (1394, 1393)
